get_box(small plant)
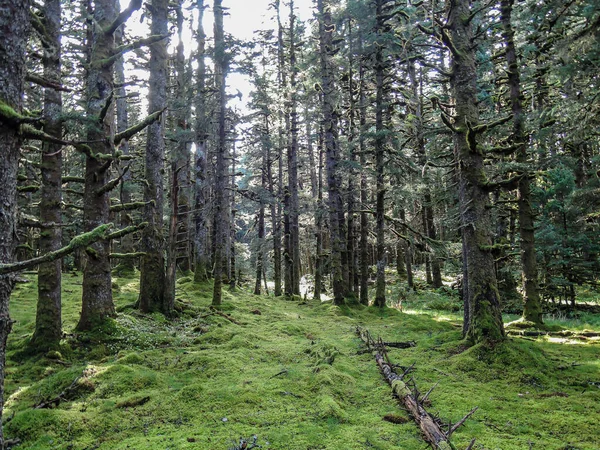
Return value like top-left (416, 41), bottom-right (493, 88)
top-left (228, 435), bottom-right (261, 450)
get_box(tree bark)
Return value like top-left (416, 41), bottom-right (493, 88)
top-left (443, 0), bottom-right (505, 343)
top-left (318, 0), bottom-right (345, 305)
top-left (32, 0), bottom-right (63, 351)
top-left (139, 0), bottom-right (169, 314)
top-left (0, 0), bottom-right (30, 444)
top-left (500, 0), bottom-right (543, 325)
top-left (211, 0), bottom-right (228, 306)
top-left (114, 24), bottom-right (135, 275)
top-left (78, 0), bottom-right (121, 330)
top-left (194, 0), bottom-right (210, 283)
top-left (288, 0), bottom-right (301, 296)
top-left (374, 0), bottom-right (387, 308)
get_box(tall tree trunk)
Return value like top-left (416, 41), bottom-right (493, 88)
top-left (346, 17), bottom-right (359, 297)
top-left (114, 24), bottom-right (135, 275)
top-left (374, 0), bottom-right (387, 308)
top-left (32, 0), bottom-right (63, 350)
top-left (194, 0), bottom-right (210, 282)
top-left (139, 0), bottom-right (169, 314)
top-left (211, 0), bottom-right (228, 306)
top-left (500, 0), bottom-right (542, 325)
top-left (229, 141), bottom-right (237, 290)
top-left (314, 127), bottom-right (324, 300)
top-left (318, 0), bottom-right (345, 305)
top-left (443, 0), bottom-right (505, 343)
top-left (173, 0), bottom-right (192, 274)
top-left (288, 0), bottom-right (301, 296)
top-left (359, 46), bottom-right (369, 306)
top-left (0, 0), bottom-right (30, 443)
top-left (78, 0), bottom-right (119, 330)
top-left (267, 139), bottom-right (282, 297)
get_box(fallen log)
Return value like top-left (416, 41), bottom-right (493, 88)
top-left (356, 327), bottom-right (476, 450)
top-left (508, 330), bottom-right (600, 338)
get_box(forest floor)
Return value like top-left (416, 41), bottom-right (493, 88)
top-left (4, 272), bottom-right (600, 449)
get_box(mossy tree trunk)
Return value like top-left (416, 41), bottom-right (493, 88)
top-left (0, 0), bottom-right (30, 444)
top-left (211, 0), bottom-right (228, 307)
top-left (113, 25), bottom-right (135, 276)
top-left (314, 127), bottom-right (324, 301)
top-left (374, 0), bottom-right (389, 308)
top-left (173, 0), bottom-right (192, 274)
top-left (288, 0), bottom-right (301, 296)
top-left (78, 0), bottom-right (120, 330)
top-left (443, 0), bottom-right (505, 343)
top-left (318, 0), bottom-right (345, 305)
top-left (500, 0), bottom-right (543, 326)
top-left (194, 0), bottom-right (210, 283)
top-left (32, 0), bottom-right (63, 350)
top-left (139, 0), bottom-right (169, 314)
top-left (359, 47), bottom-right (369, 306)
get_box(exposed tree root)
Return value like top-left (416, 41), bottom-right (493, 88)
top-left (356, 327), bottom-right (477, 450)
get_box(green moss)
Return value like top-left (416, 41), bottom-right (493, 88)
top-left (4, 272), bottom-right (600, 449)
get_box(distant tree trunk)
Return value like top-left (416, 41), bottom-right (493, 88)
top-left (314, 127), bottom-right (324, 301)
top-left (229, 141), bottom-right (237, 290)
top-left (254, 154), bottom-right (266, 295)
top-left (374, 0), bottom-right (387, 308)
top-left (443, 0), bottom-right (505, 343)
top-left (318, 0), bottom-right (345, 305)
top-left (400, 209), bottom-right (414, 290)
top-left (211, 0), bottom-right (228, 306)
top-left (500, 0), bottom-right (543, 325)
top-left (0, 0), bottom-right (30, 443)
top-left (346, 17), bottom-right (358, 297)
top-left (194, 0), bottom-right (210, 283)
top-left (173, 0), bottom-right (192, 274)
top-left (114, 24), bottom-right (135, 275)
top-left (288, 0), bottom-right (301, 296)
top-left (32, 0), bottom-right (63, 350)
top-left (267, 138), bottom-right (282, 297)
top-left (165, 162), bottom-right (179, 308)
top-left (139, 0), bottom-right (169, 314)
top-left (78, 0), bottom-right (119, 330)
top-left (359, 47), bottom-right (369, 306)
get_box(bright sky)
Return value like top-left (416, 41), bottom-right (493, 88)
top-left (120, 0), bottom-right (315, 113)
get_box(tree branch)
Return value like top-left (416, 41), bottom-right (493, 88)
top-left (104, 0), bottom-right (143, 36)
top-left (114, 108), bottom-right (166, 144)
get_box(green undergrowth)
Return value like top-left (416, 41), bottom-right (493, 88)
top-left (4, 273), bottom-right (600, 449)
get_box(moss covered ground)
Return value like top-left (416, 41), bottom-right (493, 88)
top-left (4, 273), bottom-right (600, 449)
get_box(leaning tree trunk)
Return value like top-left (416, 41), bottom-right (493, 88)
top-left (32, 0), bottom-right (63, 351)
top-left (443, 0), bottom-right (505, 343)
top-left (318, 0), bottom-right (345, 305)
top-left (139, 0), bottom-right (169, 314)
top-left (0, 1), bottom-right (30, 444)
top-left (500, 0), bottom-right (543, 325)
top-left (78, 0), bottom-right (120, 330)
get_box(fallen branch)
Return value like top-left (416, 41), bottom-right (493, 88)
top-left (34, 373), bottom-right (85, 409)
top-left (356, 327), bottom-right (476, 450)
top-left (508, 330), bottom-right (600, 338)
top-left (209, 307), bottom-right (243, 325)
